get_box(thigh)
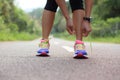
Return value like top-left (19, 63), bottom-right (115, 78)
top-left (44, 0), bottom-right (58, 12)
top-left (69, 0), bottom-right (84, 12)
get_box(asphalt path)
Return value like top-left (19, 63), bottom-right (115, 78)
top-left (0, 38), bottom-right (120, 80)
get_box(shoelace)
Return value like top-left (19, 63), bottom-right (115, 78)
top-left (90, 38), bottom-right (93, 55)
top-left (39, 40), bottom-right (49, 49)
top-left (75, 44), bottom-right (85, 51)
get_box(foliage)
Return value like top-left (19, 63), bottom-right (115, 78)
top-left (8, 23), bottom-right (18, 32)
top-left (92, 0), bottom-right (120, 19)
top-left (29, 8), bottom-right (43, 20)
top-left (0, 0), bottom-right (41, 41)
top-left (54, 31), bottom-right (120, 43)
top-left (91, 17), bottom-right (120, 37)
top-left (0, 32), bottom-right (38, 41)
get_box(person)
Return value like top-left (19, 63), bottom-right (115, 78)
top-left (37, 0), bottom-right (93, 59)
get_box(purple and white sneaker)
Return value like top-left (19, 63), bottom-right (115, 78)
top-left (36, 39), bottom-right (50, 56)
top-left (74, 40), bottom-right (88, 59)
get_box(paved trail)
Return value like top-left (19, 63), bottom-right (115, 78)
top-left (0, 38), bottom-right (120, 80)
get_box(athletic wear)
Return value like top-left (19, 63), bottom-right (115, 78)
top-left (74, 40), bottom-right (88, 59)
top-left (44, 0), bottom-right (84, 12)
top-left (45, 0), bottom-right (58, 12)
top-left (37, 39), bottom-right (50, 56)
top-left (69, 0), bottom-right (84, 12)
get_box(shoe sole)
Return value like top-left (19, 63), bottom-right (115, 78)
top-left (73, 53), bottom-right (88, 59)
top-left (36, 52), bottom-right (49, 57)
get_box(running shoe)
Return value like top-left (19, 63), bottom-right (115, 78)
top-left (36, 39), bottom-right (50, 56)
top-left (74, 40), bottom-right (88, 59)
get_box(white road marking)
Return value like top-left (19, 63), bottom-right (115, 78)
top-left (62, 46), bottom-right (74, 52)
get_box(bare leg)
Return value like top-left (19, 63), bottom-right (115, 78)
top-left (73, 10), bottom-right (84, 40)
top-left (42, 10), bottom-right (55, 39)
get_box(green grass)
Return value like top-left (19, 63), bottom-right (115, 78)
top-left (1, 31), bottom-right (120, 43)
top-left (0, 32), bottom-right (39, 41)
top-left (53, 32), bottom-right (120, 44)
top-left (84, 36), bottom-right (120, 44)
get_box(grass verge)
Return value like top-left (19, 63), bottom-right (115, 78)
top-left (53, 32), bottom-right (120, 44)
top-left (0, 32), bottom-right (39, 41)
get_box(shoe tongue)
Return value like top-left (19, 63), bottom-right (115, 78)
top-left (75, 40), bottom-right (84, 44)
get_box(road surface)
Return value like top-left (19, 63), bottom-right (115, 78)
top-left (0, 38), bottom-right (120, 80)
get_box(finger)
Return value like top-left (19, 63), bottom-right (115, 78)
top-left (67, 29), bottom-right (72, 35)
top-left (83, 27), bottom-right (92, 37)
top-left (73, 30), bottom-right (76, 34)
top-left (83, 30), bottom-right (91, 37)
top-left (82, 28), bottom-right (86, 37)
top-left (67, 27), bottom-right (73, 35)
top-left (68, 28), bottom-right (73, 34)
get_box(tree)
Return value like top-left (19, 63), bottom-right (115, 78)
top-left (93, 0), bottom-right (120, 19)
top-left (0, 0), bottom-right (41, 34)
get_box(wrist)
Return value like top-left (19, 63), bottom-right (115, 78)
top-left (83, 17), bottom-right (92, 23)
top-left (65, 16), bottom-right (71, 20)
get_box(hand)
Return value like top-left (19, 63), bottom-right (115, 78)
top-left (66, 18), bottom-right (74, 35)
top-left (82, 20), bottom-right (92, 37)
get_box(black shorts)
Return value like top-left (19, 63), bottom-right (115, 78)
top-left (44, 0), bottom-right (84, 12)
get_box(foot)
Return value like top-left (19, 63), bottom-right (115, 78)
top-left (73, 40), bottom-right (88, 59)
top-left (36, 39), bottom-right (50, 56)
